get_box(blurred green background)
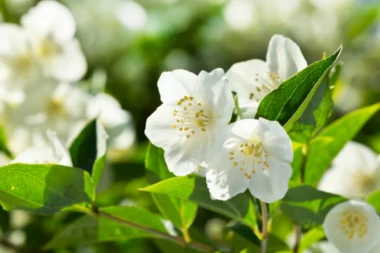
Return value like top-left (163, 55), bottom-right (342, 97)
top-left (0, 0), bottom-right (379, 252)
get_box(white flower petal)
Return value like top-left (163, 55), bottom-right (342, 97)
top-left (0, 152), bottom-right (10, 166)
top-left (197, 68), bottom-right (234, 118)
top-left (11, 147), bottom-right (56, 164)
top-left (227, 59), bottom-right (272, 118)
top-left (157, 70), bottom-right (197, 103)
top-left (46, 130), bottom-right (72, 166)
top-left (87, 93), bottom-right (122, 119)
top-left (206, 148), bottom-right (250, 200)
top-left (147, 68), bottom-right (234, 176)
top-left (11, 130), bottom-right (72, 166)
top-left (370, 240), bottom-right (380, 253)
top-left (266, 34), bottom-right (307, 81)
top-left (258, 117), bottom-right (293, 163)
top-left (318, 141), bottom-right (380, 198)
top-left (49, 39), bottom-right (87, 82)
top-left (21, 1), bottom-right (76, 43)
top-left (0, 24), bottom-right (29, 57)
top-left (206, 119), bottom-right (292, 202)
top-left (248, 157), bottom-right (292, 203)
top-left (163, 144), bottom-right (199, 176)
top-left (323, 200), bottom-right (380, 253)
top-left (145, 103), bottom-right (183, 150)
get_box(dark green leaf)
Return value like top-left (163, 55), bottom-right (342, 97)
top-left (0, 164), bottom-right (93, 215)
top-left (141, 176), bottom-right (256, 228)
top-left (299, 228), bottom-right (325, 253)
top-left (304, 103), bottom-right (380, 186)
top-left (281, 184), bottom-right (345, 227)
top-left (256, 46), bottom-right (342, 131)
top-left (0, 125), bottom-right (12, 158)
top-left (69, 120), bottom-right (107, 188)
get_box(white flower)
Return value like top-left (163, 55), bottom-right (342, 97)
top-left (87, 93), bottom-right (136, 161)
top-left (206, 118), bottom-right (293, 202)
top-left (0, 24), bottom-right (40, 93)
top-left (11, 130), bottom-right (72, 166)
top-left (318, 141), bottom-right (380, 198)
top-left (21, 0), bottom-right (87, 82)
top-left (227, 34), bottom-right (307, 118)
top-left (323, 200), bottom-right (380, 253)
top-left (145, 68), bottom-right (234, 176)
top-left (0, 152), bottom-right (10, 167)
top-left (4, 82), bottom-right (89, 154)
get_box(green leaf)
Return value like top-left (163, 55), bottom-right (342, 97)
top-left (141, 176), bottom-right (256, 228)
top-left (299, 228), bottom-right (325, 253)
top-left (146, 143), bottom-right (197, 235)
top-left (44, 206), bottom-right (168, 248)
top-left (347, 6), bottom-right (380, 39)
top-left (0, 125), bottom-right (12, 158)
top-left (304, 103), bottom-right (380, 186)
top-left (228, 223), bottom-right (290, 253)
top-left (280, 184), bottom-right (345, 228)
top-left (367, 190), bottom-right (380, 213)
top-left (145, 143), bottom-right (174, 181)
top-left (256, 46), bottom-right (342, 131)
top-left (0, 164), bottom-right (93, 215)
top-left (69, 120), bottom-right (107, 188)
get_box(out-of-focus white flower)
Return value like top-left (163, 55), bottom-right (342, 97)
top-left (206, 118), bottom-right (293, 202)
top-left (116, 0), bottom-right (148, 31)
top-left (145, 68), bottom-right (234, 176)
top-left (223, 0), bottom-right (255, 30)
top-left (318, 141), bottom-right (380, 198)
top-left (323, 200), bottom-right (380, 253)
top-left (21, 0), bottom-right (87, 82)
top-left (87, 93), bottom-right (136, 161)
top-left (370, 241), bottom-right (380, 253)
top-left (11, 130), bottom-right (72, 166)
top-left (227, 35), bottom-right (307, 118)
top-left (0, 24), bottom-right (40, 94)
top-left (0, 152), bottom-right (10, 166)
top-left (161, 219), bottom-right (177, 236)
top-left (4, 82), bottom-right (89, 153)
top-left (304, 241), bottom-right (341, 253)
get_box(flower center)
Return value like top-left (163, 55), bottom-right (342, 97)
top-left (352, 171), bottom-right (378, 196)
top-left (37, 39), bottom-right (61, 60)
top-left (172, 96), bottom-right (210, 139)
top-left (248, 72), bottom-right (280, 101)
top-left (340, 210), bottom-right (368, 240)
top-left (229, 141), bottom-right (270, 180)
top-left (47, 98), bottom-right (65, 117)
top-left (12, 54), bottom-right (33, 75)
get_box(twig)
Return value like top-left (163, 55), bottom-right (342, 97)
top-left (97, 210), bottom-right (215, 253)
top-left (260, 201), bottom-right (268, 253)
top-left (292, 225), bottom-right (302, 253)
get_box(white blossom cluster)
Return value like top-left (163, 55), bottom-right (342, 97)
top-left (318, 142), bottom-right (380, 253)
top-left (145, 34), bottom-right (307, 203)
top-left (145, 34), bottom-right (380, 253)
top-left (0, 1), bottom-right (136, 164)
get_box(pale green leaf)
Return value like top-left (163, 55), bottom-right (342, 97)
top-left (141, 176), bottom-right (256, 228)
top-left (304, 103), bottom-right (380, 186)
top-left (0, 164), bottom-right (93, 215)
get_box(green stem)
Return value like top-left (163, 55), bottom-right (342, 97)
top-left (294, 142), bottom-right (309, 252)
top-left (260, 201), bottom-right (268, 253)
top-left (234, 94), bottom-right (243, 120)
